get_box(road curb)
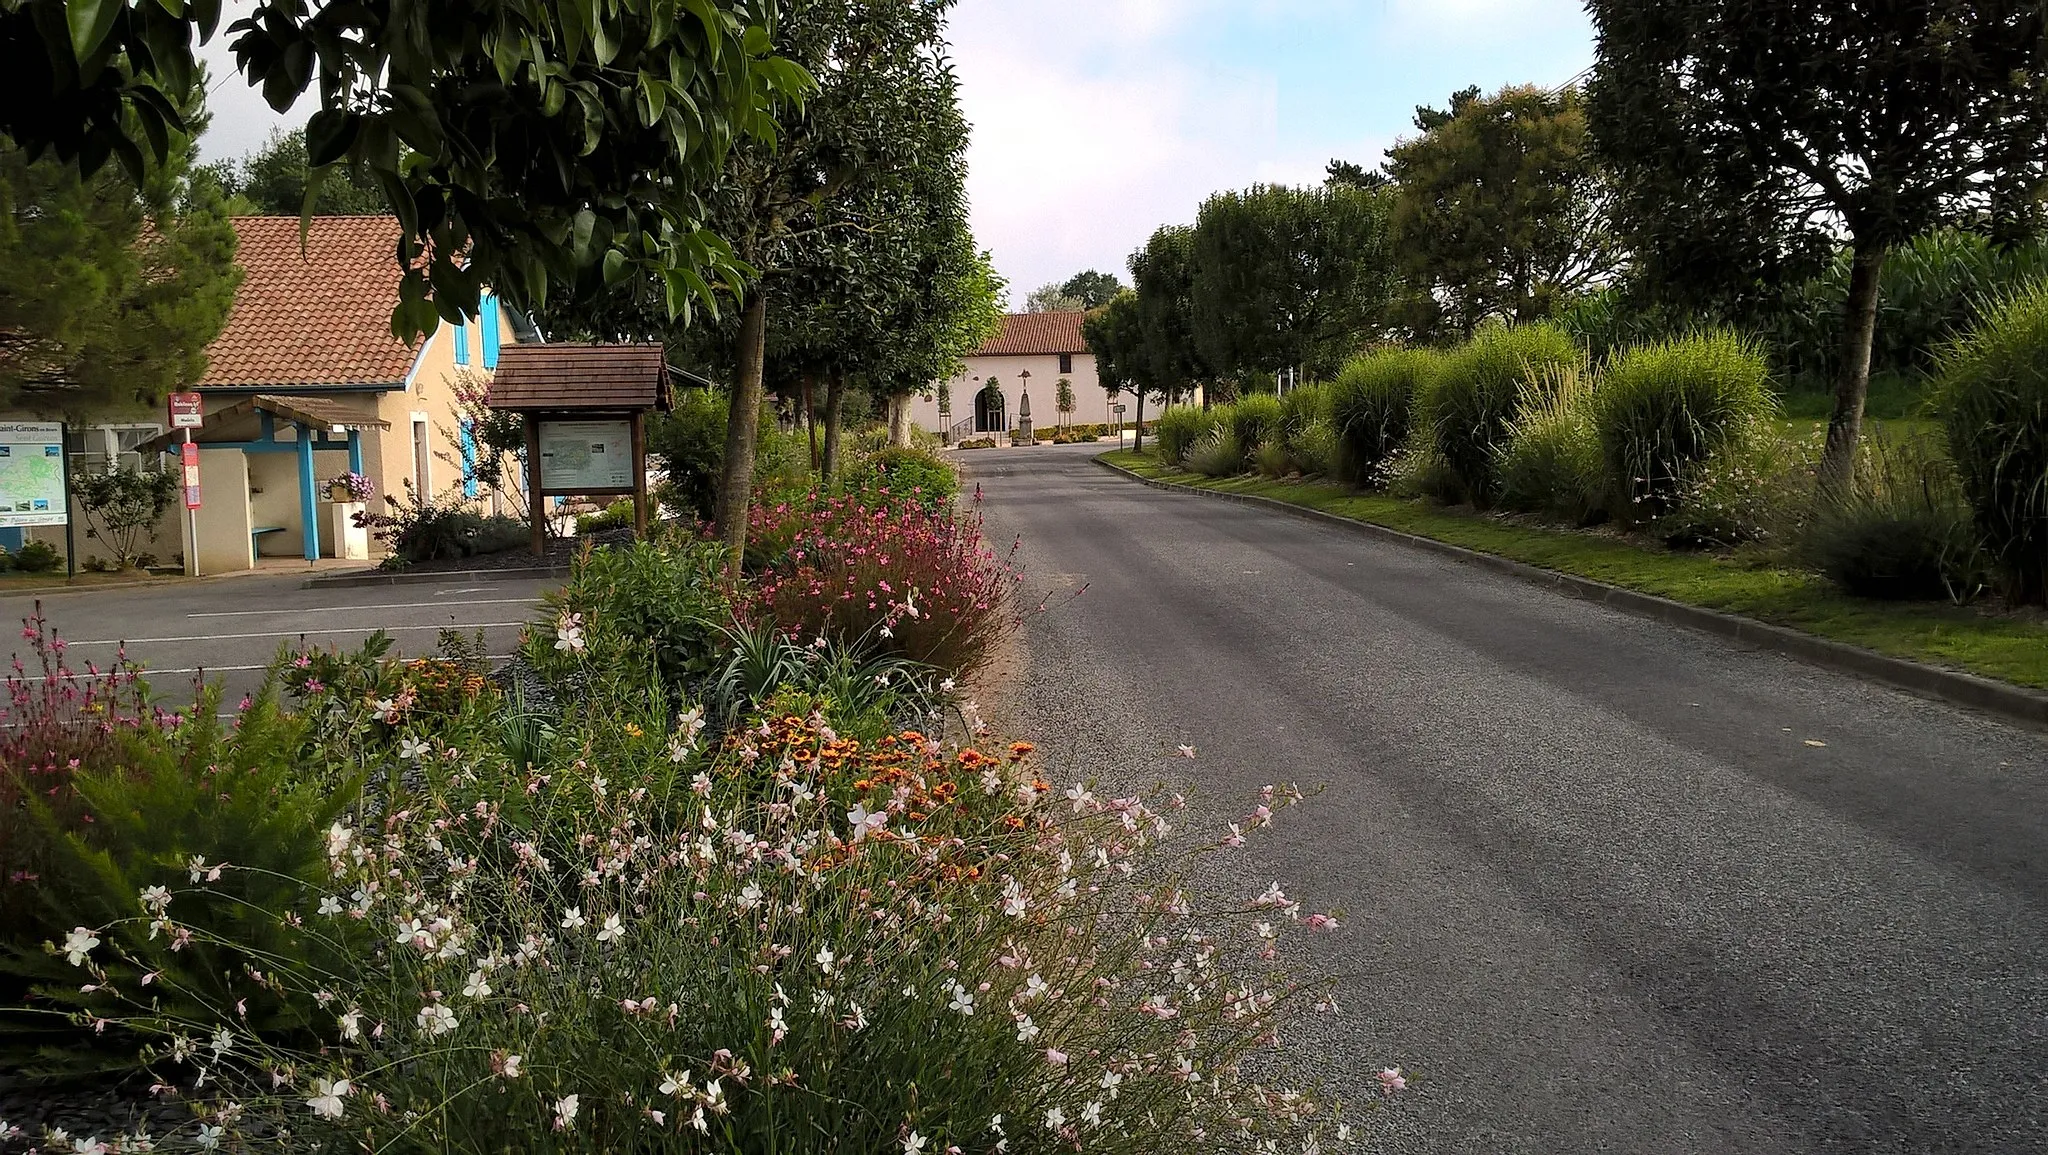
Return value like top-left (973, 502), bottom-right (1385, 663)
top-left (1095, 456), bottom-right (2048, 731)
top-left (303, 565), bottom-right (569, 590)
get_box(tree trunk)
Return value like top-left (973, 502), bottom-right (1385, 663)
top-left (715, 289), bottom-right (769, 561)
top-left (1819, 241), bottom-right (1888, 495)
top-left (1134, 390), bottom-right (1146, 454)
top-left (801, 370), bottom-right (819, 473)
top-left (887, 391), bottom-right (912, 447)
top-left (822, 371), bottom-right (847, 479)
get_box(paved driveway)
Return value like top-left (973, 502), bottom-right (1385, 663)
top-left (1, 573), bottom-right (553, 707)
top-left (970, 443), bottom-right (2048, 1155)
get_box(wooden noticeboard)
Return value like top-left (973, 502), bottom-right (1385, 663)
top-left (523, 411), bottom-right (649, 555)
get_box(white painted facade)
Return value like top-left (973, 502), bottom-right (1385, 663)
top-left (914, 352), bottom-right (1145, 438)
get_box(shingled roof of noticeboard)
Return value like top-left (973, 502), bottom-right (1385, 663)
top-left (485, 343), bottom-right (673, 412)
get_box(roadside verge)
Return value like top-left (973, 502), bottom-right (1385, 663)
top-left (1095, 452), bottom-right (2048, 731)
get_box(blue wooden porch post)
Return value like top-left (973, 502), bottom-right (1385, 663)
top-left (297, 424), bottom-right (321, 561)
top-left (347, 429), bottom-right (364, 475)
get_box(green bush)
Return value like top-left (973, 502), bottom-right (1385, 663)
top-left (1330, 348), bottom-right (1440, 487)
top-left (1934, 279), bottom-right (2048, 604)
top-left (575, 498), bottom-right (636, 535)
top-left (531, 538), bottom-right (731, 694)
top-left (1419, 323), bottom-right (1583, 505)
top-left (844, 446), bottom-right (958, 509)
top-left (1226, 393), bottom-right (1284, 458)
top-left (1496, 364), bottom-right (1607, 525)
top-left (1253, 438), bottom-right (1294, 478)
top-left (1185, 426), bottom-right (1246, 477)
top-left (72, 465), bottom-right (178, 569)
top-left (1290, 419), bottom-right (1340, 476)
top-left (12, 539), bottom-right (62, 573)
top-left (1153, 406), bottom-right (1216, 466)
top-left (646, 389), bottom-right (731, 521)
top-left (1278, 384), bottom-right (1330, 453)
top-left (1800, 434), bottom-right (1986, 601)
top-left (1593, 330), bottom-right (1775, 523)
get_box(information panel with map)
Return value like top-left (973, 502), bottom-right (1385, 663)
top-left (537, 419), bottom-right (634, 492)
top-left (0, 422), bottom-right (68, 528)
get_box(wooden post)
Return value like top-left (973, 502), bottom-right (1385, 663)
top-left (525, 416), bottom-right (545, 557)
top-left (631, 410), bottom-right (649, 539)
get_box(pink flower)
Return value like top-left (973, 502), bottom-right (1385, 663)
top-left (1377, 1067), bottom-right (1407, 1095)
top-left (1044, 1048), bottom-right (1068, 1066)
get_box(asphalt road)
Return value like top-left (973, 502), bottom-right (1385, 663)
top-left (970, 442), bottom-right (2048, 1155)
top-left (1, 573), bottom-right (551, 707)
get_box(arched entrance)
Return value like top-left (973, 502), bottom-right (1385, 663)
top-left (975, 380), bottom-right (1007, 433)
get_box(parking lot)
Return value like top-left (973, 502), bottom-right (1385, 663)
top-left (1, 572), bottom-right (557, 707)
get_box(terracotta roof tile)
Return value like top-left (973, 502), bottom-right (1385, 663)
top-left (199, 216), bottom-right (420, 389)
top-left (976, 312), bottom-right (1090, 357)
top-left (487, 343), bottom-right (672, 412)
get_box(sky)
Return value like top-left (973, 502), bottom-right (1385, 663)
top-left (195, 0), bottom-right (1596, 310)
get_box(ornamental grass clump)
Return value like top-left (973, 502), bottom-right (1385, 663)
top-left (1418, 324), bottom-right (1583, 505)
top-left (1934, 279), bottom-right (2048, 604)
top-left (1185, 425), bottom-right (1247, 478)
top-left (1800, 432), bottom-right (1987, 602)
top-left (1226, 393), bottom-right (1285, 460)
top-left (1153, 406), bottom-right (1217, 466)
top-left (45, 625), bottom-right (1389, 1155)
top-left (1592, 330), bottom-right (1776, 524)
top-left (1495, 363), bottom-right (1608, 525)
top-left (743, 493), bottom-right (1019, 679)
top-left (1330, 348), bottom-right (1440, 487)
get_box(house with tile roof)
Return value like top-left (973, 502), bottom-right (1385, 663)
top-left (908, 312), bottom-right (1113, 441)
top-left (141, 215), bottom-right (522, 572)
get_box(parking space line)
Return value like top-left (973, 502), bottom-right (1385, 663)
top-left (186, 598), bottom-right (536, 618)
top-left (67, 622), bottom-right (529, 646)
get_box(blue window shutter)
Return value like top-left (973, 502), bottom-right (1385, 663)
top-left (480, 294), bottom-right (501, 369)
top-left (453, 319), bottom-right (470, 366)
top-left (460, 419), bottom-right (479, 499)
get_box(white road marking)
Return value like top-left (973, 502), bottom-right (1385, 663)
top-left (185, 598), bottom-right (535, 618)
top-left (145, 655), bottom-right (515, 675)
top-left (67, 622), bottom-right (529, 646)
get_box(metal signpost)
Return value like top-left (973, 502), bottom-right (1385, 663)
top-left (1114, 404), bottom-right (1128, 447)
top-left (169, 392), bottom-right (204, 575)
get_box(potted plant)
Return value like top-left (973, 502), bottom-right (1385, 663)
top-left (327, 471), bottom-right (374, 504)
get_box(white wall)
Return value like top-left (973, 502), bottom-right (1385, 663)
top-left (912, 353), bottom-right (1129, 436)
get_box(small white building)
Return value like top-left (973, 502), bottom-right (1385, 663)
top-left (911, 312), bottom-right (1125, 439)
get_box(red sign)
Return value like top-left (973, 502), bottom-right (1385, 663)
top-left (168, 392), bottom-right (203, 429)
top-left (180, 442), bottom-right (201, 509)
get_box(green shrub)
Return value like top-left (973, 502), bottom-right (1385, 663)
top-left (13, 539), bottom-right (62, 573)
top-left (1419, 324), bottom-right (1583, 505)
top-left (1253, 438), bottom-right (1294, 478)
top-left (1329, 348), bottom-right (1439, 488)
top-left (1290, 418), bottom-right (1340, 476)
top-left (576, 498), bottom-right (636, 535)
top-left (646, 389), bottom-right (731, 521)
top-left (844, 446), bottom-right (958, 509)
top-left (1185, 426), bottom-right (1246, 477)
top-left (1153, 406), bottom-right (1216, 466)
top-left (1799, 434), bottom-right (1986, 601)
top-left (531, 538), bottom-right (731, 694)
top-left (361, 483), bottom-right (531, 565)
top-left (1935, 280), bottom-right (2048, 604)
top-left (1496, 364), bottom-right (1607, 525)
top-left (1593, 330), bottom-right (1775, 523)
top-left (1226, 393), bottom-right (1284, 457)
top-left (72, 465), bottom-right (178, 569)
top-left (1278, 384), bottom-right (1330, 452)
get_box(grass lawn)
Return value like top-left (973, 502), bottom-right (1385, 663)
top-left (1100, 449), bottom-right (2048, 691)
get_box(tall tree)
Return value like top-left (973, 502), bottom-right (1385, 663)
top-left (1126, 226), bottom-right (1208, 406)
top-left (1384, 83), bottom-right (1621, 340)
top-left (1, 93), bottom-right (240, 418)
top-left (210, 127), bottom-right (387, 216)
top-left (1586, 0), bottom-right (2048, 490)
top-left (0, 0), bottom-right (806, 340)
top-left (1024, 282), bottom-right (1084, 313)
top-left (1059, 269), bottom-right (1122, 309)
top-left (1188, 183), bottom-right (1394, 381)
top-left (1082, 289), bottom-right (1158, 451)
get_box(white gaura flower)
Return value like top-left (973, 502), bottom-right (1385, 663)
top-left (305, 1077), bottom-right (350, 1119)
top-left (337, 1008), bottom-right (362, 1041)
top-left (194, 1124), bottom-right (224, 1150)
top-left (398, 736), bottom-right (431, 761)
top-left (61, 927), bottom-right (100, 966)
top-left (553, 613), bottom-right (586, 654)
top-left (595, 914), bottom-right (626, 943)
top-left (815, 945), bottom-right (836, 974)
top-left (139, 885), bottom-right (171, 913)
top-left (1023, 973), bottom-right (1048, 1000)
top-left (847, 803), bottom-right (886, 841)
top-left (316, 895), bottom-right (343, 917)
top-left (736, 883), bottom-right (764, 911)
top-left (560, 907), bottom-right (586, 931)
top-left (1177, 744), bottom-right (1197, 758)
top-left (461, 971), bottom-right (491, 998)
top-left (1064, 783), bottom-right (1094, 812)
top-left (946, 982), bottom-right (974, 1016)
top-left (553, 1095), bottom-right (579, 1130)
top-left (659, 1071), bottom-right (691, 1097)
top-left (1013, 1014), bottom-right (1039, 1042)
top-left (902, 1130), bottom-right (927, 1153)
top-left (1080, 1101), bottom-right (1103, 1128)
top-left (416, 1004), bottom-right (457, 1037)
top-left (1099, 1069), bottom-right (1123, 1098)
top-left (1043, 1106), bottom-right (1066, 1130)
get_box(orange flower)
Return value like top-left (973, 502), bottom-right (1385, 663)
top-left (1009, 741), bottom-right (1035, 760)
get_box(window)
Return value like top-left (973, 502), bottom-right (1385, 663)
top-left (480, 293), bottom-right (502, 369)
top-left (459, 419), bottom-right (479, 499)
top-left (453, 320), bottom-right (470, 366)
top-left (1058, 352), bottom-right (1073, 375)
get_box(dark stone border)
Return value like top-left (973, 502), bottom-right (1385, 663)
top-left (303, 565), bottom-right (569, 589)
top-left (1096, 455), bottom-right (2048, 732)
